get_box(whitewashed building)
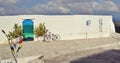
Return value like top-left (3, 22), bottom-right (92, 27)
top-left (0, 15), bottom-right (115, 43)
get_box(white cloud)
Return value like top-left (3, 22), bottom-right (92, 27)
top-left (31, 0), bottom-right (71, 14)
top-left (93, 1), bottom-right (119, 12)
top-left (0, 0), bottom-right (119, 15)
top-left (58, 7), bottom-right (70, 13)
top-left (31, 0), bottom-right (120, 14)
top-left (32, 0), bottom-right (94, 14)
top-left (0, 0), bottom-right (17, 5)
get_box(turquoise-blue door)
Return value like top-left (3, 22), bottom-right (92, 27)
top-left (22, 19), bottom-right (34, 41)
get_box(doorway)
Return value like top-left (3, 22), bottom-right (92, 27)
top-left (22, 19), bottom-right (34, 41)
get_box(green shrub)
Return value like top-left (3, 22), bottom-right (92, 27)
top-left (8, 23), bottom-right (23, 39)
top-left (34, 23), bottom-right (47, 37)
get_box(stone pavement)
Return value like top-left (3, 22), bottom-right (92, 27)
top-left (0, 37), bottom-right (120, 60)
top-left (44, 45), bottom-right (120, 63)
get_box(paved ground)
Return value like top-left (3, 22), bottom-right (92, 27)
top-left (44, 45), bottom-right (120, 63)
top-left (0, 35), bottom-right (120, 63)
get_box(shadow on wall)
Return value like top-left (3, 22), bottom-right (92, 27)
top-left (70, 50), bottom-right (120, 63)
top-left (115, 26), bottom-right (120, 33)
top-left (114, 21), bottom-right (120, 33)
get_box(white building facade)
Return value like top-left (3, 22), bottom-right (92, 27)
top-left (0, 15), bottom-right (115, 43)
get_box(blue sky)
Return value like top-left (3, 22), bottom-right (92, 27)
top-left (0, 0), bottom-right (120, 21)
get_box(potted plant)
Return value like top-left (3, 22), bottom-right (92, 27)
top-left (34, 23), bottom-right (47, 42)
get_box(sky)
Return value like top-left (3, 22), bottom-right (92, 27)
top-left (0, 0), bottom-right (120, 21)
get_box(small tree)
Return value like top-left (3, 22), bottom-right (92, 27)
top-left (34, 23), bottom-right (47, 37)
top-left (5, 24), bottom-right (23, 63)
top-left (8, 23), bottom-right (23, 39)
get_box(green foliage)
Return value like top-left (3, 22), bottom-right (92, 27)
top-left (8, 23), bottom-right (23, 39)
top-left (34, 23), bottom-right (47, 37)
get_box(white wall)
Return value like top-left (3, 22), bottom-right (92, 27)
top-left (0, 15), bottom-right (115, 43)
